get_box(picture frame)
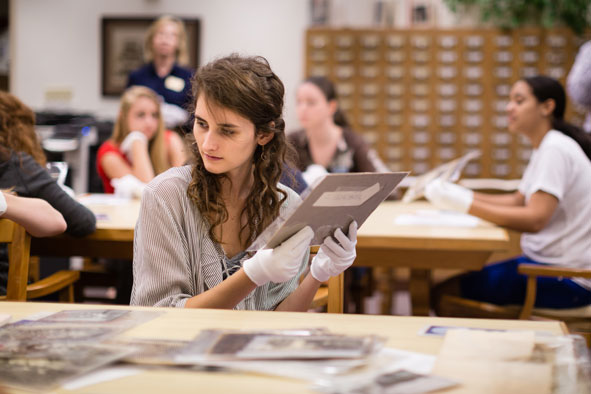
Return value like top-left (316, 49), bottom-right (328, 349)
top-left (101, 17), bottom-right (200, 96)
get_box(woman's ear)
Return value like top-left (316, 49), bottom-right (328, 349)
top-left (257, 131), bottom-right (274, 146)
top-left (540, 98), bottom-right (556, 117)
top-left (328, 99), bottom-right (338, 117)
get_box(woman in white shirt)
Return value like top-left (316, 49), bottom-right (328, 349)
top-left (426, 76), bottom-right (591, 311)
top-left (131, 54), bottom-right (357, 310)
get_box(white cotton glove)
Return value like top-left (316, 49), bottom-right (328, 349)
top-left (425, 179), bottom-right (474, 213)
top-left (0, 192), bottom-right (7, 216)
top-left (302, 164), bottom-right (328, 188)
top-left (161, 102), bottom-right (189, 128)
top-left (120, 131), bottom-right (148, 158)
top-left (243, 226), bottom-right (314, 286)
top-left (111, 174), bottom-right (146, 199)
top-left (310, 221), bottom-right (358, 283)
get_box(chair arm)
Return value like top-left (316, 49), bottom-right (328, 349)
top-left (26, 270), bottom-right (80, 299)
top-left (518, 264), bottom-right (591, 279)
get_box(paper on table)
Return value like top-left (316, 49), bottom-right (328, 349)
top-left (438, 329), bottom-right (536, 361)
top-left (433, 330), bottom-right (551, 394)
top-left (0, 313), bottom-right (10, 327)
top-left (61, 366), bottom-right (143, 390)
top-left (432, 359), bottom-right (552, 394)
top-left (77, 194), bottom-right (131, 206)
top-left (394, 210), bottom-right (480, 227)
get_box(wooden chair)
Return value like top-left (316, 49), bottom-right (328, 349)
top-left (309, 246), bottom-right (345, 313)
top-left (439, 263), bottom-right (591, 346)
top-left (0, 218), bottom-right (79, 302)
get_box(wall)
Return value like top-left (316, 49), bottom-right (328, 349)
top-left (10, 0), bottom-right (308, 127)
top-left (10, 0), bottom-right (470, 127)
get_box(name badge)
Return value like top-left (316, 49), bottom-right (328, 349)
top-left (165, 75), bottom-right (185, 92)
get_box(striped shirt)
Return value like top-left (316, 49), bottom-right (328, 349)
top-left (130, 165), bottom-right (309, 309)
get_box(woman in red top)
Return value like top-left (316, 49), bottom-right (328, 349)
top-left (97, 86), bottom-right (187, 195)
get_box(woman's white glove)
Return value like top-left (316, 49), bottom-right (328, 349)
top-left (425, 179), bottom-right (473, 213)
top-left (120, 131), bottom-right (148, 159)
top-left (161, 102), bottom-right (189, 128)
top-left (111, 174), bottom-right (146, 199)
top-left (302, 164), bottom-right (328, 188)
top-left (243, 226), bottom-right (314, 286)
top-left (310, 221), bottom-right (357, 282)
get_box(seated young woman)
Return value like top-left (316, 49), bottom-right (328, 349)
top-left (0, 92), bottom-right (96, 295)
top-left (97, 85), bottom-right (187, 197)
top-left (131, 54), bottom-right (357, 310)
top-left (289, 76), bottom-right (389, 185)
top-left (425, 76), bottom-right (591, 311)
top-left (0, 91), bottom-right (96, 236)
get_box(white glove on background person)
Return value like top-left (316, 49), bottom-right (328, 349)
top-left (111, 174), bottom-right (146, 199)
top-left (120, 131), bottom-right (148, 159)
top-left (161, 102), bottom-right (189, 128)
top-left (302, 164), bottom-right (328, 188)
top-left (425, 179), bottom-right (474, 214)
top-left (243, 226), bottom-right (314, 286)
top-left (310, 221), bottom-right (358, 283)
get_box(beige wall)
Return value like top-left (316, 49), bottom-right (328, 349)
top-left (10, 0), bottom-right (471, 128)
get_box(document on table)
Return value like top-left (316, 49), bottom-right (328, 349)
top-left (394, 209), bottom-right (480, 227)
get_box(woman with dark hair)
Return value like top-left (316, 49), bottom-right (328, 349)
top-left (289, 76), bottom-right (388, 185)
top-left (131, 55), bottom-right (357, 310)
top-left (426, 76), bottom-right (591, 311)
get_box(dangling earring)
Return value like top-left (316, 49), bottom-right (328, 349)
top-left (260, 145), bottom-right (268, 161)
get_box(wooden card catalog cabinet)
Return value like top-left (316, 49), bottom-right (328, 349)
top-left (305, 28), bottom-right (589, 178)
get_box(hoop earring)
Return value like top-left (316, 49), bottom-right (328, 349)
top-left (260, 145), bottom-right (268, 161)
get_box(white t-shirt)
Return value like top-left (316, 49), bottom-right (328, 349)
top-left (519, 130), bottom-right (591, 290)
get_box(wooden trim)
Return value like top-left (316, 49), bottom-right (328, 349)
top-left (518, 264), bottom-right (591, 278)
top-left (327, 273), bottom-right (344, 313)
top-left (519, 275), bottom-right (537, 319)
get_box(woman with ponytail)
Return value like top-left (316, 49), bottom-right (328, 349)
top-left (131, 55), bottom-right (357, 310)
top-left (289, 76), bottom-right (388, 186)
top-left (426, 75), bottom-right (591, 312)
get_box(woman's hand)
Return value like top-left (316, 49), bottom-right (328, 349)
top-left (310, 221), bottom-right (357, 282)
top-left (120, 131), bottom-right (149, 161)
top-left (243, 226), bottom-right (314, 286)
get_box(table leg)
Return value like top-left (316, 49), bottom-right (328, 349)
top-left (409, 269), bottom-right (431, 316)
top-left (374, 267), bottom-right (393, 315)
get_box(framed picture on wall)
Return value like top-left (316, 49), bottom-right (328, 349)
top-left (101, 17), bottom-right (200, 96)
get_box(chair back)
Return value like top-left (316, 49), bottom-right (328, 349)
top-left (0, 218), bottom-right (32, 300)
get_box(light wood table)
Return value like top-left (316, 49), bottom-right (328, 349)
top-left (31, 196), bottom-right (140, 259)
top-left (0, 301), bottom-right (567, 394)
top-left (356, 201), bottom-right (510, 315)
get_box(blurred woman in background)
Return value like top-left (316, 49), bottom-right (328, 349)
top-left (426, 76), bottom-right (591, 312)
top-left (97, 85), bottom-right (187, 197)
top-left (127, 15), bottom-right (194, 129)
top-left (289, 76), bottom-right (388, 185)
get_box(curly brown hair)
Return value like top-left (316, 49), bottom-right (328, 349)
top-left (187, 54), bottom-right (294, 248)
top-left (0, 91), bottom-right (46, 166)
